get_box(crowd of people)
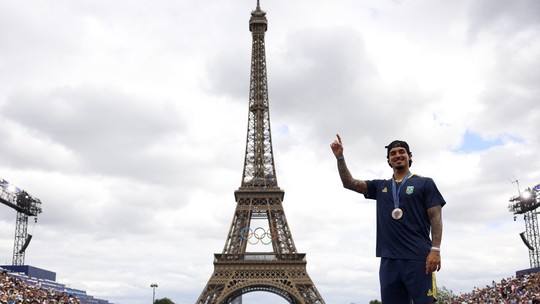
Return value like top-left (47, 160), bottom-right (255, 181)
top-left (447, 272), bottom-right (540, 304)
top-left (3, 263), bottom-right (540, 303)
top-left (0, 270), bottom-right (81, 304)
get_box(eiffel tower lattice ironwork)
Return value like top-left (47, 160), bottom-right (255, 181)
top-left (196, 2), bottom-right (325, 304)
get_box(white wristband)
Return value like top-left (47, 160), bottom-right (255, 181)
top-left (431, 246), bottom-right (440, 252)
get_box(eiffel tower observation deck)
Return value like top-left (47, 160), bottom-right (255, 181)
top-left (196, 1), bottom-right (325, 303)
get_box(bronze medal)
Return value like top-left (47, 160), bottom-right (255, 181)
top-left (391, 208), bottom-right (403, 220)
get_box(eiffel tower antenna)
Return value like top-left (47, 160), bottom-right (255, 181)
top-left (196, 2), bottom-right (325, 303)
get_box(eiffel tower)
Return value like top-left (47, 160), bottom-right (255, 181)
top-left (196, 2), bottom-right (325, 304)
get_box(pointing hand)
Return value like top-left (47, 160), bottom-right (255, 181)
top-left (330, 134), bottom-right (344, 159)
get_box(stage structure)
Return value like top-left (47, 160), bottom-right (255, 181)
top-left (509, 183), bottom-right (540, 268)
top-left (0, 178), bottom-right (43, 265)
top-left (196, 2), bottom-right (325, 303)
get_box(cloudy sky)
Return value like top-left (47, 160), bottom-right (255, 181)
top-left (1, 0), bottom-right (539, 303)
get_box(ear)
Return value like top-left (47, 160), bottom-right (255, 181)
top-left (387, 159), bottom-right (392, 168)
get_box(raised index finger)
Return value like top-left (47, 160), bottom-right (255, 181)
top-left (336, 134), bottom-right (342, 144)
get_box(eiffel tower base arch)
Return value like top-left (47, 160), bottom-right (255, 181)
top-left (196, 253), bottom-right (325, 304)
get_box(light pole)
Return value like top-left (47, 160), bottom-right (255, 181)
top-left (150, 283), bottom-right (158, 303)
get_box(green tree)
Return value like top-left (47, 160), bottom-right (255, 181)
top-left (154, 298), bottom-right (175, 304)
top-left (369, 300), bottom-right (381, 304)
top-left (437, 286), bottom-right (456, 302)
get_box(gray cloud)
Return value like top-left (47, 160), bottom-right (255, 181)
top-left (1, 86), bottom-right (189, 182)
top-left (467, 0), bottom-right (540, 41)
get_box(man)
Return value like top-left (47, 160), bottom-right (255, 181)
top-left (330, 134), bottom-right (445, 304)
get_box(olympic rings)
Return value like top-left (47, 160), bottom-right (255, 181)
top-left (239, 226), bottom-right (280, 245)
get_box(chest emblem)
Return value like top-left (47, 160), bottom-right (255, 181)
top-left (406, 186), bottom-right (414, 195)
top-left (382, 187), bottom-right (388, 193)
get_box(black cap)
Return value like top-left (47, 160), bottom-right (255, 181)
top-left (385, 140), bottom-right (411, 157)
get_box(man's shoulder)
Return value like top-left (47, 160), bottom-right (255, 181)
top-left (410, 174), bottom-right (432, 180)
top-left (365, 178), bottom-right (392, 190)
top-left (366, 178), bottom-right (392, 184)
top-left (409, 174), bottom-right (436, 185)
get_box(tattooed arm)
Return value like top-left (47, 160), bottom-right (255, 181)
top-left (426, 205), bottom-right (443, 273)
top-left (330, 134), bottom-right (368, 195)
top-left (428, 205), bottom-right (443, 249)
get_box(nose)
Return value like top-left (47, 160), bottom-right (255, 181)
top-left (393, 155), bottom-right (405, 162)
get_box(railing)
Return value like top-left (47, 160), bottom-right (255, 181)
top-left (214, 253), bottom-right (306, 262)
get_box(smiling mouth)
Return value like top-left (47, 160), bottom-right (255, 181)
top-left (393, 159), bottom-right (406, 166)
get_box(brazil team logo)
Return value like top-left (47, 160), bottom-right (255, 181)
top-left (406, 186), bottom-right (414, 195)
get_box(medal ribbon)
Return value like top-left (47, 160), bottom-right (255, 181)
top-left (392, 171), bottom-right (412, 209)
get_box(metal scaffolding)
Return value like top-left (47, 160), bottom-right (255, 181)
top-left (509, 184), bottom-right (540, 268)
top-left (0, 179), bottom-right (42, 265)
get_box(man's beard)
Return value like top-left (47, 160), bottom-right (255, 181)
top-left (393, 164), bottom-right (407, 171)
